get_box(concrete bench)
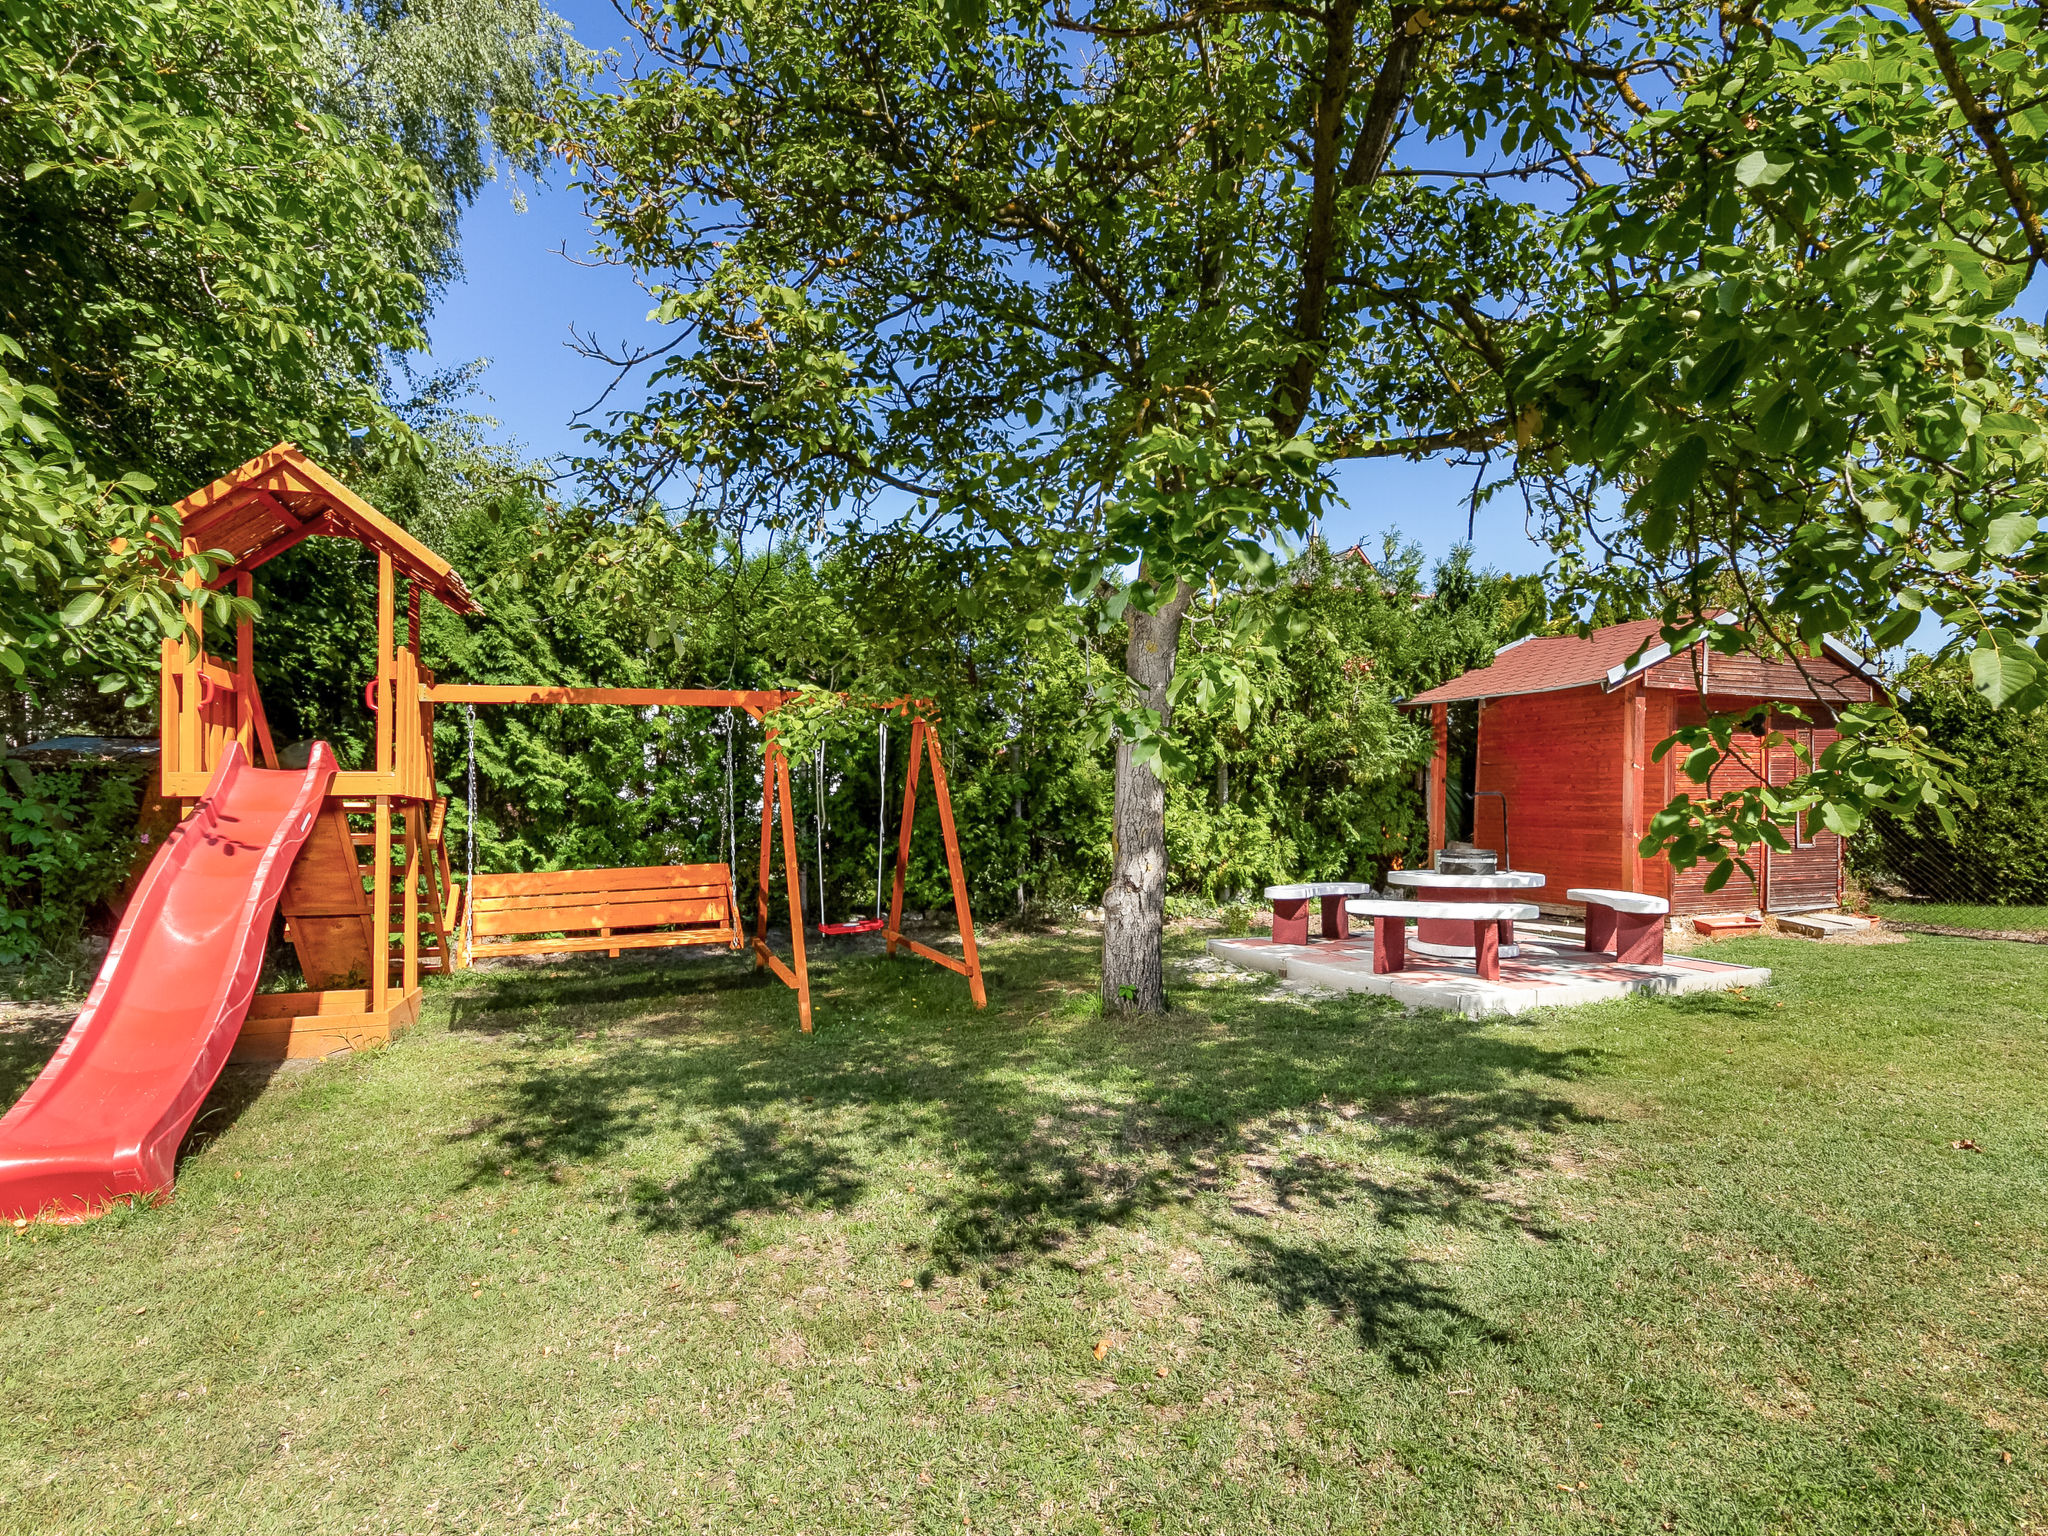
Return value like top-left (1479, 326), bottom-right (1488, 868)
top-left (1348, 899), bottom-right (1539, 983)
top-left (1567, 888), bottom-right (1670, 965)
top-left (1265, 882), bottom-right (1374, 943)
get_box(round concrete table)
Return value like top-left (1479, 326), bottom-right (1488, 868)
top-left (1384, 869), bottom-right (1545, 958)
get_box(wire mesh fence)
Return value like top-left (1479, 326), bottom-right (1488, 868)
top-left (1849, 809), bottom-right (2048, 928)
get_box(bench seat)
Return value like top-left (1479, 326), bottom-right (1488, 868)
top-left (1265, 881), bottom-right (1375, 943)
top-left (1345, 899), bottom-right (1539, 982)
top-left (1565, 888), bottom-right (1669, 915)
top-left (1347, 900), bottom-right (1538, 922)
top-left (1566, 888), bottom-right (1668, 964)
top-left (467, 863), bottom-right (740, 962)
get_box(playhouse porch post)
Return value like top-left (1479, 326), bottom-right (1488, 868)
top-left (375, 551), bottom-right (394, 777)
top-left (1426, 702), bottom-right (1448, 857)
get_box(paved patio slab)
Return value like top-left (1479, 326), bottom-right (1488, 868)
top-left (1207, 931), bottom-right (1769, 1018)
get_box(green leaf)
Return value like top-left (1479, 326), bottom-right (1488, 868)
top-left (57, 592), bottom-right (104, 628)
top-left (1872, 605), bottom-right (1923, 649)
top-left (1969, 634), bottom-right (2040, 706)
top-left (1733, 150), bottom-right (1794, 188)
top-left (1755, 388), bottom-right (1807, 454)
top-left (1984, 511), bottom-right (2037, 557)
top-left (1646, 435), bottom-right (1708, 517)
top-left (1687, 340), bottom-right (1747, 405)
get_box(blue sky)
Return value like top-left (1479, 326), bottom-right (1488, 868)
top-left (417, 1), bottom-right (1553, 580)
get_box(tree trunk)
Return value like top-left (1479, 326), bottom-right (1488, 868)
top-left (1101, 580), bottom-right (1195, 1014)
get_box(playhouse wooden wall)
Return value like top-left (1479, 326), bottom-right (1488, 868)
top-left (1457, 644), bottom-right (1874, 916)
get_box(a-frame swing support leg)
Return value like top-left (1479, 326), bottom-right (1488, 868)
top-left (883, 718), bottom-right (986, 1009)
top-left (752, 733), bottom-right (813, 1032)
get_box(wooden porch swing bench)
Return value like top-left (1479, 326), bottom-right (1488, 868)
top-left (466, 863), bottom-right (741, 961)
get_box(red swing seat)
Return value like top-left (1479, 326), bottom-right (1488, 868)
top-left (817, 916), bottom-right (886, 936)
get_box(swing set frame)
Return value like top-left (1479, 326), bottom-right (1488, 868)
top-left (422, 684), bottom-right (987, 1033)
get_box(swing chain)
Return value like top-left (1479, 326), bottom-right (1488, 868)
top-left (876, 721), bottom-right (887, 921)
top-left (464, 704), bottom-right (476, 966)
top-left (722, 708), bottom-right (740, 943)
top-left (815, 742), bottom-right (827, 925)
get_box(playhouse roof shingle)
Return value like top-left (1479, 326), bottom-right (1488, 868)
top-left (1405, 618), bottom-right (1671, 705)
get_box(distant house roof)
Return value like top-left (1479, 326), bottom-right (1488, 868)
top-left (174, 443), bottom-right (481, 615)
top-left (1404, 616), bottom-right (1882, 706)
top-left (1406, 619), bottom-right (1672, 705)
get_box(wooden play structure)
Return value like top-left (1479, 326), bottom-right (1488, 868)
top-left (158, 444), bottom-right (984, 1054)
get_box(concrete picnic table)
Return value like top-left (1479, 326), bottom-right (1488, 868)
top-left (1263, 882), bottom-right (1375, 943)
top-left (1384, 868), bottom-right (1545, 958)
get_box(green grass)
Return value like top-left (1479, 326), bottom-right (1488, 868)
top-left (1868, 900), bottom-right (2048, 932)
top-left (2, 929), bottom-right (2045, 1534)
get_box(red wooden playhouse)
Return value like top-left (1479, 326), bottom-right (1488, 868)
top-left (1402, 618), bottom-right (1885, 918)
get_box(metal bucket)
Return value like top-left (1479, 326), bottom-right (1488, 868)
top-left (1435, 841), bottom-right (1498, 877)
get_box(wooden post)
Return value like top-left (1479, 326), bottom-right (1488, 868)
top-left (233, 567), bottom-right (279, 770)
top-left (1622, 680), bottom-right (1646, 892)
top-left (179, 539), bottom-right (203, 778)
top-left (406, 582), bottom-right (421, 654)
top-left (754, 738), bottom-right (778, 969)
top-left (401, 804), bottom-right (420, 993)
top-left (921, 727), bottom-right (985, 1009)
top-left (235, 572), bottom-right (255, 761)
top-left (1427, 702), bottom-right (1448, 856)
top-left (158, 636), bottom-right (179, 783)
top-left (885, 717), bottom-right (926, 956)
top-left (375, 551), bottom-right (394, 777)
top-left (372, 796), bottom-right (392, 1015)
top-left (776, 746), bottom-right (812, 1032)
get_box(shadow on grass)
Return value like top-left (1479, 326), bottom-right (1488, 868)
top-left (1658, 987), bottom-right (1784, 1023)
top-left (433, 932), bottom-right (1603, 1373)
top-left (627, 1112), bottom-right (866, 1237)
top-left (1231, 1231), bottom-right (1512, 1373)
top-left (0, 1004), bottom-right (72, 1108)
top-left (180, 1061), bottom-right (289, 1164)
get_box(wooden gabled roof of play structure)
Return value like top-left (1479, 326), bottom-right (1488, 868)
top-left (174, 443), bottom-right (481, 615)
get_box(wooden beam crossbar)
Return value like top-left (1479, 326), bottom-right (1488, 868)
top-left (422, 685), bottom-right (798, 709)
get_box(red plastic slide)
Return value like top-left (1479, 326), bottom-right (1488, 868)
top-left (0, 740), bottom-right (335, 1221)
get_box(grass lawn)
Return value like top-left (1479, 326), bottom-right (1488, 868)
top-left (1869, 900), bottom-right (2048, 933)
top-left (2, 927), bottom-right (2044, 1534)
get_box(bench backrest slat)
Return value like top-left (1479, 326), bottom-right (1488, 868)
top-left (472, 863), bottom-right (729, 899)
top-left (468, 863), bottom-right (736, 940)
top-left (473, 896), bottom-right (733, 939)
top-left (476, 882), bottom-right (727, 916)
